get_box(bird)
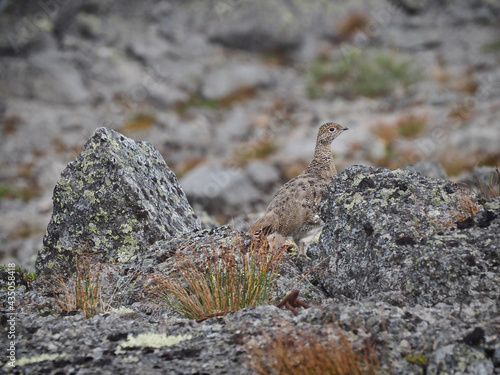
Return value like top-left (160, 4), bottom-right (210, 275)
top-left (248, 122), bottom-right (348, 257)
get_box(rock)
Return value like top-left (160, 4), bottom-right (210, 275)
top-left (75, 12), bottom-right (103, 39)
top-left (245, 160), bottom-right (280, 192)
top-left (0, 53), bottom-right (89, 104)
top-left (201, 62), bottom-right (275, 101)
top-left (493, 345), bottom-right (500, 367)
top-left (207, 0), bottom-right (303, 52)
top-left (427, 343), bottom-right (494, 375)
top-left (180, 163), bottom-right (261, 218)
top-left (311, 165), bottom-right (500, 306)
top-left (405, 160), bottom-right (448, 180)
top-left (36, 127), bottom-right (200, 276)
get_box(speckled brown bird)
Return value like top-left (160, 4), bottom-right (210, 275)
top-left (248, 122), bottom-right (348, 257)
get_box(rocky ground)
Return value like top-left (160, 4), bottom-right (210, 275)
top-left (0, 118), bottom-right (498, 374)
top-left (0, 1), bottom-right (500, 373)
top-left (1, 0), bottom-right (500, 268)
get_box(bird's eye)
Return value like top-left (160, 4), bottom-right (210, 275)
top-left (329, 127), bottom-right (335, 132)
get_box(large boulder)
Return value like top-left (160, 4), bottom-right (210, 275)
top-left (207, 0), bottom-right (304, 52)
top-left (36, 127), bottom-right (200, 276)
top-left (311, 165), bottom-right (500, 306)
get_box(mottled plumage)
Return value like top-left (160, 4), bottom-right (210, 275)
top-left (248, 122), bottom-right (348, 256)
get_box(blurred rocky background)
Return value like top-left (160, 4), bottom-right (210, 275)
top-left (1, 0), bottom-right (499, 269)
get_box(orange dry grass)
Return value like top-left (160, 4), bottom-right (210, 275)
top-left (372, 114), bottom-right (427, 144)
top-left (246, 325), bottom-right (380, 375)
top-left (49, 255), bottom-right (104, 318)
top-left (47, 254), bottom-right (136, 318)
top-left (454, 189), bottom-right (481, 221)
top-left (151, 236), bottom-right (285, 320)
top-left (336, 11), bottom-right (371, 39)
top-left (123, 113), bottom-right (156, 132)
top-left (233, 136), bottom-right (277, 166)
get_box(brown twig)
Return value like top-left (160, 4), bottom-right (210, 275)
top-left (276, 289), bottom-right (309, 316)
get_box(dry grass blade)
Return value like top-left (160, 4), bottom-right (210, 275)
top-left (46, 253), bottom-right (136, 318)
top-left (245, 325), bottom-right (380, 375)
top-left (48, 254), bottom-right (104, 318)
top-left (151, 235), bottom-right (285, 320)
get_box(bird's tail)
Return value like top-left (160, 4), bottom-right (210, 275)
top-left (247, 213), bottom-right (276, 237)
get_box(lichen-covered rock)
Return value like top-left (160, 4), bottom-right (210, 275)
top-left (310, 165), bottom-right (500, 306)
top-left (427, 343), bottom-right (494, 375)
top-left (36, 127), bottom-right (200, 276)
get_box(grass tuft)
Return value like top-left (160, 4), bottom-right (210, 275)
top-left (454, 189), bottom-right (481, 222)
top-left (46, 254), bottom-right (135, 318)
top-left (49, 255), bottom-right (105, 318)
top-left (151, 236), bottom-right (284, 320)
top-left (245, 324), bottom-right (380, 375)
top-left (476, 164), bottom-right (500, 199)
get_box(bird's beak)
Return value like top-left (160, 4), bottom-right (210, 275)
top-left (343, 127), bottom-right (349, 131)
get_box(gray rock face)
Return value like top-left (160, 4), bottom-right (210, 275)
top-left (207, 1), bottom-right (304, 52)
top-left (0, 53), bottom-right (89, 104)
top-left (180, 163), bottom-right (261, 217)
top-left (201, 62), bottom-right (275, 100)
top-left (427, 343), bottom-right (494, 375)
top-left (405, 160), bottom-right (448, 180)
top-left (36, 127), bottom-right (200, 275)
top-left (311, 165), bottom-right (500, 306)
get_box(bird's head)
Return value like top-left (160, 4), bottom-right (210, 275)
top-left (317, 122), bottom-right (349, 145)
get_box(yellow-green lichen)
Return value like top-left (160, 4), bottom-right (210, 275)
top-left (117, 244), bottom-right (136, 263)
top-left (88, 223), bottom-right (98, 234)
top-left (120, 223), bottom-right (133, 234)
top-left (118, 333), bottom-right (192, 351)
top-left (114, 332), bottom-right (194, 356)
top-left (15, 353), bottom-right (62, 367)
top-left (83, 190), bottom-right (97, 204)
top-left (344, 192), bottom-right (365, 210)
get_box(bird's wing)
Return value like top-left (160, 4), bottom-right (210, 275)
top-left (266, 174), bottom-right (328, 235)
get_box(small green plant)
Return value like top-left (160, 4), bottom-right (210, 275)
top-left (0, 183), bottom-right (26, 200)
top-left (0, 265), bottom-right (36, 289)
top-left (406, 353), bottom-right (428, 366)
top-left (152, 236), bottom-right (284, 320)
top-left (245, 324), bottom-right (380, 375)
top-left (483, 39), bottom-right (500, 52)
top-left (307, 48), bottom-right (421, 99)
